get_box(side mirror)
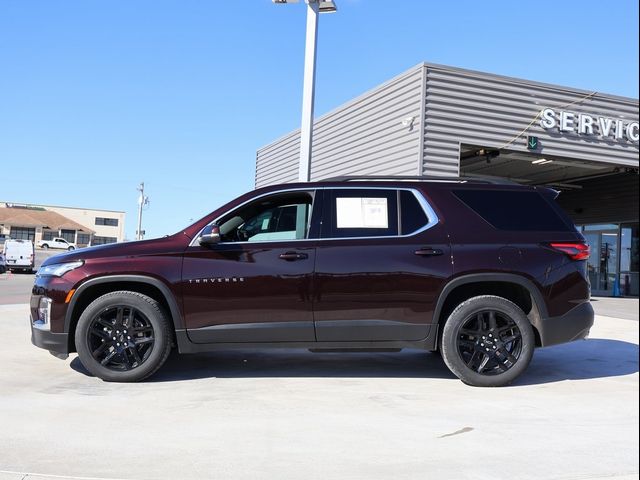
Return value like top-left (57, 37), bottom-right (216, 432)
top-left (199, 224), bottom-right (221, 246)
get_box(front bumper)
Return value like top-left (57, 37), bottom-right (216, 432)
top-left (30, 274), bottom-right (76, 358)
top-left (30, 315), bottom-right (69, 358)
top-left (536, 301), bottom-right (594, 347)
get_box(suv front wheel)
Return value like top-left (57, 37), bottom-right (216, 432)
top-left (440, 295), bottom-right (535, 387)
top-left (75, 291), bottom-right (172, 382)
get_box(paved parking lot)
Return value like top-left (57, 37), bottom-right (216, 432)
top-left (0, 278), bottom-right (638, 480)
top-left (0, 249), bottom-right (66, 304)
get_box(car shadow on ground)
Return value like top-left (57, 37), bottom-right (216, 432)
top-left (515, 338), bottom-right (639, 386)
top-left (70, 338), bottom-right (639, 386)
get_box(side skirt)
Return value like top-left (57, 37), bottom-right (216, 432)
top-left (175, 327), bottom-right (439, 354)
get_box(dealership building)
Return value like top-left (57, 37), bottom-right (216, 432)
top-left (256, 62), bottom-right (639, 297)
top-left (0, 202), bottom-right (125, 247)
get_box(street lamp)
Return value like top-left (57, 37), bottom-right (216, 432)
top-left (272, 0), bottom-right (337, 182)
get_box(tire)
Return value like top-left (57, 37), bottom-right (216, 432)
top-left (440, 295), bottom-right (535, 387)
top-left (42, 244), bottom-right (49, 249)
top-left (68, 246), bottom-right (75, 251)
top-left (75, 291), bottom-right (172, 382)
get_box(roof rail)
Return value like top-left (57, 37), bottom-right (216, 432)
top-left (319, 175), bottom-right (520, 185)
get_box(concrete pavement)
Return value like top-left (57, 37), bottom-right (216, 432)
top-left (0, 302), bottom-right (637, 480)
top-left (591, 296), bottom-right (639, 321)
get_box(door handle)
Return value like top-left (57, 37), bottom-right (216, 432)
top-left (279, 251), bottom-right (309, 261)
top-left (414, 247), bottom-right (444, 257)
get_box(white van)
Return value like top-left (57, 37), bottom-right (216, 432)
top-left (2, 239), bottom-right (35, 273)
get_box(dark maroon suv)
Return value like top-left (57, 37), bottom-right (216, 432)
top-left (30, 177), bottom-right (593, 386)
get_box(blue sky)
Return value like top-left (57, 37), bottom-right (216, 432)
top-left (1, 0), bottom-right (638, 240)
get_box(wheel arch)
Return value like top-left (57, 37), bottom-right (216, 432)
top-left (434, 273), bottom-right (548, 347)
top-left (65, 275), bottom-right (183, 352)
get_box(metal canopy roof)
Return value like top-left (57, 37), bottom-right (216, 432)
top-left (459, 145), bottom-right (635, 189)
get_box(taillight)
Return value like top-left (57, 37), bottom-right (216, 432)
top-left (549, 242), bottom-right (590, 261)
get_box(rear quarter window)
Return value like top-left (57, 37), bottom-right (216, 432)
top-left (453, 189), bottom-right (572, 231)
top-left (400, 190), bottom-right (429, 235)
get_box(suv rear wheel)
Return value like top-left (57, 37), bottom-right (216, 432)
top-left (440, 295), bottom-right (534, 387)
top-left (75, 291), bottom-right (172, 382)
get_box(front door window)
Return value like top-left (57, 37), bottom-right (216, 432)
top-left (218, 192), bottom-right (314, 243)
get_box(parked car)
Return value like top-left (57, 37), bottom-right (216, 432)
top-left (0, 251), bottom-right (5, 274)
top-left (37, 237), bottom-right (76, 251)
top-left (30, 176), bottom-right (593, 386)
top-left (3, 239), bottom-right (35, 273)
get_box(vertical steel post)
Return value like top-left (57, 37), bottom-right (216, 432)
top-left (298, 0), bottom-right (319, 182)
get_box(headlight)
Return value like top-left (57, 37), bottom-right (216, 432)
top-left (37, 261), bottom-right (84, 277)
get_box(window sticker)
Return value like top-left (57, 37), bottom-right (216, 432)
top-left (336, 197), bottom-right (388, 229)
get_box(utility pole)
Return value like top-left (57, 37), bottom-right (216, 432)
top-left (136, 182), bottom-right (149, 240)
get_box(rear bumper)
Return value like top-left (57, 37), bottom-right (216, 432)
top-left (6, 262), bottom-right (33, 269)
top-left (536, 301), bottom-right (594, 347)
top-left (30, 316), bottom-right (69, 357)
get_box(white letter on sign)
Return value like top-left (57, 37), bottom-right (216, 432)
top-left (540, 108), bottom-right (556, 129)
top-left (560, 111), bottom-right (575, 132)
top-left (598, 117), bottom-right (613, 137)
top-left (579, 114), bottom-right (594, 135)
top-left (627, 122), bottom-right (639, 142)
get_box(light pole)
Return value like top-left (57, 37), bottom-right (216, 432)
top-left (273, 0), bottom-right (337, 182)
top-left (136, 182), bottom-right (149, 240)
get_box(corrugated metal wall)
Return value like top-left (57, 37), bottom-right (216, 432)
top-left (558, 173), bottom-right (639, 224)
top-left (255, 130), bottom-right (301, 187)
top-left (255, 65), bottom-right (424, 188)
top-left (422, 63), bottom-right (639, 176)
top-left (256, 62), bottom-right (639, 187)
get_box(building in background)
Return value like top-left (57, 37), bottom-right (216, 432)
top-left (0, 202), bottom-right (125, 247)
top-left (256, 62), bottom-right (639, 296)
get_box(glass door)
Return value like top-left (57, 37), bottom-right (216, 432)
top-left (583, 225), bottom-right (619, 296)
top-left (620, 223), bottom-right (639, 296)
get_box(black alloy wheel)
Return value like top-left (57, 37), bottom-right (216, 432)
top-left (456, 309), bottom-right (522, 376)
top-left (87, 305), bottom-right (155, 371)
top-left (75, 291), bottom-right (172, 382)
top-left (440, 295), bottom-right (535, 387)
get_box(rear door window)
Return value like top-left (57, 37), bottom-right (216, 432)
top-left (324, 189), bottom-right (398, 238)
top-left (322, 188), bottom-right (435, 238)
top-left (453, 189), bottom-right (572, 231)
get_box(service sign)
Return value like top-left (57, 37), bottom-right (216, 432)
top-left (540, 108), bottom-right (639, 143)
